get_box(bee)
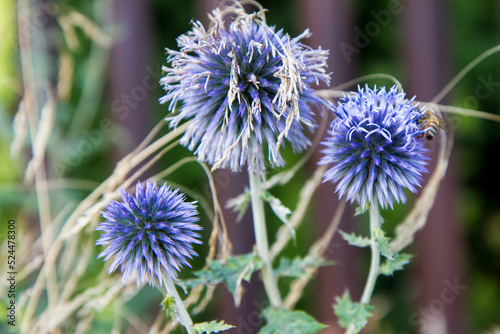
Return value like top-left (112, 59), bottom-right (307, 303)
top-left (416, 108), bottom-right (446, 141)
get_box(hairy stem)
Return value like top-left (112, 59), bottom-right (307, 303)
top-left (346, 198), bottom-right (381, 334)
top-left (164, 274), bottom-right (195, 334)
top-left (248, 171), bottom-right (283, 308)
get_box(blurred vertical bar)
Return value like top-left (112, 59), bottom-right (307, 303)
top-left (109, 0), bottom-right (153, 159)
top-left (196, 1), bottom-right (261, 332)
top-left (18, 0), bottom-right (57, 235)
top-left (402, 1), bottom-right (466, 333)
top-left (296, 1), bottom-right (358, 333)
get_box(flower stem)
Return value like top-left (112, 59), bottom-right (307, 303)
top-left (164, 274), bottom-right (195, 334)
top-left (360, 198), bottom-right (381, 304)
top-left (346, 198), bottom-right (381, 334)
top-left (248, 171), bottom-right (283, 308)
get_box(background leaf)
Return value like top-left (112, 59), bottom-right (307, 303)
top-left (373, 227), bottom-right (394, 260)
top-left (339, 230), bottom-right (371, 248)
top-left (226, 190), bottom-right (251, 222)
top-left (259, 307), bottom-right (327, 334)
top-left (333, 291), bottom-right (374, 333)
top-left (192, 320), bottom-right (234, 334)
top-left (274, 256), bottom-right (333, 278)
top-left (262, 191), bottom-right (296, 240)
top-left (186, 253), bottom-right (264, 306)
top-left (379, 253), bottom-right (413, 276)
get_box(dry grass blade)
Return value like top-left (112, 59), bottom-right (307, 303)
top-left (36, 279), bottom-right (116, 333)
top-left (18, 0), bottom-right (61, 321)
top-left (10, 99), bottom-right (28, 159)
top-left (191, 285), bottom-right (216, 315)
top-left (270, 165), bottom-right (327, 260)
top-left (266, 104), bottom-right (329, 189)
top-left (390, 130), bottom-right (454, 253)
top-left (284, 201), bottom-right (346, 309)
top-left (65, 9), bottom-right (113, 47)
top-left (432, 44), bottom-right (500, 104)
top-left (196, 162), bottom-right (233, 260)
top-left (25, 88), bottom-right (57, 185)
top-left (153, 157), bottom-right (232, 260)
top-left (332, 73), bottom-right (403, 92)
top-left (57, 50), bottom-right (75, 101)
top-left (20, 124), bottom-right (188, 332)
top-left (57, 15), bottom-right (81, 52)
top-left (435, 103), bottom-right (500, 122)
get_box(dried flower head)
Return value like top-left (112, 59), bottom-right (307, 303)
top-left (96, 181), bottom-right (202, 286)
top-left (160, 3), bottom-right (330, 173)
top-left (320, 85), bottom-right (429, 209)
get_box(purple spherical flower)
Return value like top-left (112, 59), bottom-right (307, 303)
top-left (320, 85), bottom-right (429, 209)
top-left (160, 5), bottom-right (330, 173)
top-left (96, 181), bottom-right (202, 286)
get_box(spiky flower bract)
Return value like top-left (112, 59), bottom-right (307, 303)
top-left (160, 3), bottom-right (330, 173)
top-left (320, 85), bottom-right (429, 209)
top-left (96, 181), bottom-right (202, 286)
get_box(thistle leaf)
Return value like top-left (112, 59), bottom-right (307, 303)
top-left (373, 227), bottom-right (394, 260)
top-left (258, 307), bottom-right (327, 334)
top-left (339, 230), bottom-right (371, 248)
top-left (274, 256), bottom-right (333, 278)
top-left (226, 190), bottom-right (251, 222)
top-left (333, 291), bottom-right (374, 333)
top-left (160, 295), bottom-right (176, 320)
top-left (192, 320), bottom-right (234, 334)
top-left (186, 253), bottom-right (264, 306)
top-left (379, 253), bottom-right (412, 276)
top-left (354, 206), bottom-right (368, 216)
top-left (262, 191), bottom-right (296, 241)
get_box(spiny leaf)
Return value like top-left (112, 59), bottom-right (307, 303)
top-left (186, 253), bottom-right (264, 306)
top-left (379, 253), bottom-right (412, 276)
top-left (373, 227), bottom-right (394, 260)
top-left (192, 320), bottom-right (234, 333)
top-left (333, 291), bottom-right (374, 333)
top-left (226, 190), bottom-right (251, 222)
top-left (354, 206), bottom-right (368, 216)
top-left (258, 307), bottom-right (327, 334)
top-left (262, 191), bottom-right (296, 241)
top-left (339, 230), bottom-right (371, 248)
top-left (274, 256), bottom-right (333, 278)
top-left (160, 295), bottom-right (176, 320)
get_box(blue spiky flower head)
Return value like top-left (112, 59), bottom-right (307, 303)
top-left (160, 3), bottom-right (330, 173)
top-left (96, 181), bottom-right (202, 286)
top-left (320, 85), bottom-right (429, 209)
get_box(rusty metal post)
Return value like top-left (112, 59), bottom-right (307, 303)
top-left (403, 0), bottom-right (466, 333)
top-left (296, 1), bottom-right (358, 333)
top-left (109, 0), bottom-right (153, 159)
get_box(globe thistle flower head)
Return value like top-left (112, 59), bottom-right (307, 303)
top-left (96, 181), bottom-right (202, 286)
top-left (320, 85), bottom-right (429, 209)
top-left (160, 3), bottom-right (330, 173)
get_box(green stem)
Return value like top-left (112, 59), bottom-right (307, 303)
top-left (164, 274), bottom-right (195, 334)
top-left (248, 171), bottom-right (283, 308)
top-left (345, 198), bottom-right (381, 334)
top-left (360, 199), bottom-right (381, 304)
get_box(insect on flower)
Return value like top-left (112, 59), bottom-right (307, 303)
top-left (95, 181), bottom-right (202, 286)
top-left (320, 85), bottom-right (430, 209)
top-left (415, 107), bottom-right (447, 141)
